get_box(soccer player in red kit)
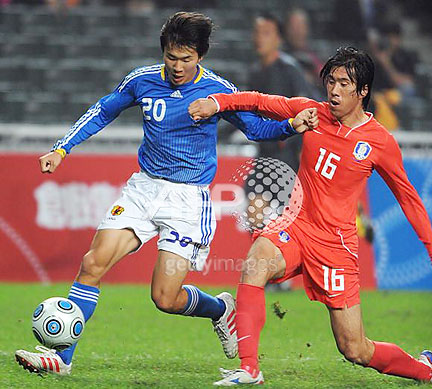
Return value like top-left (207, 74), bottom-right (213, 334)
top-left (189, 47), bottom-right (432, 386)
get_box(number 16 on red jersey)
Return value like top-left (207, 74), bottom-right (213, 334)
top-left (315, 148), bottom-right (341, 180)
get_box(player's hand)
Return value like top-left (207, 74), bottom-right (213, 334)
top-left (292, 108), bottom-right (318, 133)
top-left (188, 98), bottom-right (218, 121)
top-left (39, 151), bottom-right (63, 174)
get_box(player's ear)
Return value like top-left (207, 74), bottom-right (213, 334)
top-left (360, 85), bottom-right (369, 98)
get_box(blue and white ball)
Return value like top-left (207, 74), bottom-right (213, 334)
top-left (32, 297), bottom-right (85, 351)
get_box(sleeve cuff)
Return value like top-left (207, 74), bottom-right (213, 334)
top-left (53, 148), bottom-right (66, 159)
top-left (285, 118), bottom-right (299, 135)
top-left (208, 95), bottom-right (221, 113)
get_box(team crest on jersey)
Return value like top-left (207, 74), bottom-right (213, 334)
top-left (353, 141), bottom-right (372, 161)
top-left (278, 231), bottom-right (290, 243)
top-left (111, 205), bottom-right (124, 216)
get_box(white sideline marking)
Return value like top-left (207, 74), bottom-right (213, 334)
top-left (0, 216), bottom-right (50, 284)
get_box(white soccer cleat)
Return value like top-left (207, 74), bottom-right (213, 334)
top-left (419, 350), bottom-right (432, 382)
top-left (219, 367), bottom-right (233, 377)
top-left (15, 345), bottom-right (72, 375)
top-left (212, 292), bottom-right (237, 359)
top-left (419, 350), bottom-right (432, 368)
top-left (213, 368), bottom-right (264, 386)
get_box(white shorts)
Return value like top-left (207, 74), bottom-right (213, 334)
top-left (98, 171), bottom-right (216, 271)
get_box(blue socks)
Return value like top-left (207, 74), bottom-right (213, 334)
top-left (56, 282), bottom-right (99, 365)
top-left (181, 285), bottom-right (226, 320)
top-left (56, 283), bottom-right (223, 364)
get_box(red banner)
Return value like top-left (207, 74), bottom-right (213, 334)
top-left (0, 154), bottom-right (375, 288)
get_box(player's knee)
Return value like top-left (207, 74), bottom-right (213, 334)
top-left (241, 256), bottom-right (272, 284)
top-left (242, 240), bottom-right (282, 285)
top-left (79, 251), bottom-right (105, 282)
top-left (151, 292), bottom-right (178, 313)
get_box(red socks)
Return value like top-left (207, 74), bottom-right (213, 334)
top-left (235, 285), bottom-right (432, 383)
top-left (235, 283), bottom-right (266, 377)
top-left (367, 341), bottom-right (432, 382)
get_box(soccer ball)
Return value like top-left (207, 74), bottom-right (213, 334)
top-left (31, 297), bottom-right (85, 351)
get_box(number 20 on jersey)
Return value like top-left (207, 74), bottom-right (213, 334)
top-left (142, 98), bottom-right (167, 122)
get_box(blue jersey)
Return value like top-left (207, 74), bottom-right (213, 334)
top-left (52, 64), bottom-right (295, 184)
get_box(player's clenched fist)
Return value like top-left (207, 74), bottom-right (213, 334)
top-left (292, 108), bottom-right (319, 133)
top-left (188, 97), bottom-right (218, 121)
top-left (39, 151), bottom-right (63, 174)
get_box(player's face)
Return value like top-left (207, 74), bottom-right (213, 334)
top-left (253, 18), bottom-right (281, 58)
top-left (326, 66), bottom-right (366, 120)
top-left (163, 45), bottom-right (202, 86)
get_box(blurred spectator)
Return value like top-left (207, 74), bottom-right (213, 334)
top-left (397, 0), bottom-right (432, 35)
top-left (332, 0), bottom-right (391, 45)
top-left (370, 22), bottom-right (418, 100)
top-left (249, 12), bottom-right (314, 173)
top-left (369, 21), bottom-right (419, 130)
top-left (284, 8), bottom-right (324, 95)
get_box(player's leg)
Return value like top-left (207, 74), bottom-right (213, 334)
top-left (214, 236), bottom-right (298, 386)
top-left (150, 182), bottom-right (238, 358)
top-left (236, 237), bottom-right (286, 374)
top-left (56, 228), bottom-right (140, 363)
top-left (15, 228), bottom-right (140, 374)
top-left (151, 249), bottom-right (225, 316)
top-left (151, 249), bottom-right (237, 358)
top-left (77, 228), bottom-right (141, 287)
top-left (327, 303), bottom-right (374, 364)
top-left (151, 250), bottom-right (194, 312)
top-left (328, 304), bottom-right (432, 382)
top-left (16, 171), bottom-right (158, 375)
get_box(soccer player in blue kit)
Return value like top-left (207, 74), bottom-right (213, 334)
top-left (15, 11), bottom-right (311, 376)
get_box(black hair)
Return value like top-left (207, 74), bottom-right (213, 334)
top-left (160, 12), bottom-right (213, 58)
top-left (255, 12), bottom-right (283, 37)
top-left (320, 46), bottom-right (375, 109)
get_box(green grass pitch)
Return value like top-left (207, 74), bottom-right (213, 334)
top-left (0, 283), bottom-right (431, 388)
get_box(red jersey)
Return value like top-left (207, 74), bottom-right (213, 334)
top-left (212, 92), bottom-right (432, 259)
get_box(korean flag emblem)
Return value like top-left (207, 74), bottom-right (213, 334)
top-left (353, 141), bottom-right (372, 161)
top-left (278, 231), bottom-right (290, 243)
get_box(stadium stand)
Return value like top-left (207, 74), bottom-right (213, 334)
top-left (0, 1), bottom-right (431, 137)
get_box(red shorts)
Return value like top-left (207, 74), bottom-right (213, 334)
top-left (258, 218), bottom-right (360, 309)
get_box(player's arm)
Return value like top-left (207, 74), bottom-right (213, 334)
top-left (40, 76), bottom-right (137, 174)
top-left (375, 134), bottom-right (432, 261)
top-left (189, 91), bottom-right (307, 121)
top-left (188, 95), bottom-right (317, 140)
top-left (220, 106), bottom-right (318, 141)
top-left (219, 110), bottom-right (295, 141)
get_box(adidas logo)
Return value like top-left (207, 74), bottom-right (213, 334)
top-left (170, 90), bottom-right (183, 98)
